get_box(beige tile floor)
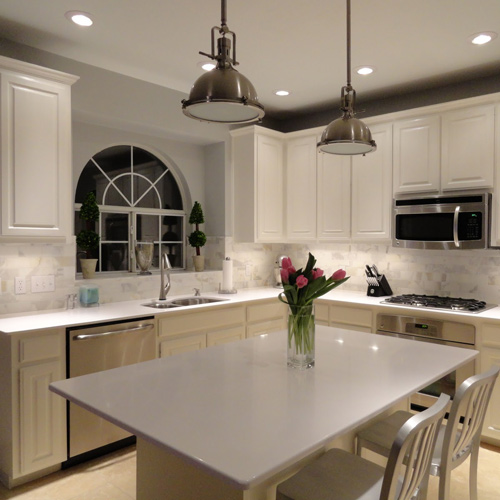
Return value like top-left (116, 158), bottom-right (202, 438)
top-left (0, 443), bottom-right (498, 499)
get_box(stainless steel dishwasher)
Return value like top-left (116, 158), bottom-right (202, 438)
top-left (67, 317), bottom-right (156, 461)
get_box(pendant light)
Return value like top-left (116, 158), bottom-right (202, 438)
top-left (318, 0), bottom-right (376, 155)
top-left (182, 0), bottom-right (265, 124)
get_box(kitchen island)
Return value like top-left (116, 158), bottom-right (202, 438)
top-left (50, 325), bottom-right (477, 500)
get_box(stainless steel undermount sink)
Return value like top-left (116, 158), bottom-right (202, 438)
top-left (142, 297), bottom-right (227, 308)
top-left (142, 301), bottom-right (180, 309)
top-left (169, 297), bottom-right (227, 306)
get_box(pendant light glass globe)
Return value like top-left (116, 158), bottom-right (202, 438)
top-left (182, 0), bottom-right (264, 124)
top-left (318, 0), bottom-right (376, 155)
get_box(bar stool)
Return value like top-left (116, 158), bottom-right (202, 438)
top-left (356, 366), bottom-right (499, 500)
top-left (276, 393), bottom-right (450, 500)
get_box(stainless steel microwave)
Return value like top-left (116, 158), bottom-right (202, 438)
top-left (393, 192), bottom-right (491, 250)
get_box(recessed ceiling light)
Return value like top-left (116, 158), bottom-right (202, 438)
top-left (355, 66), bottom-right (375, 76)
top-left (65, 11), bottom-right (93, 27)
top-left (275, 90), bottom-right (290, 96)
top-left (469, 31), bottom-right (497, 45)
top-left (197, 61), bottom-right (216, 72)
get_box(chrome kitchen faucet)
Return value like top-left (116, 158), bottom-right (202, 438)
top-left (159, 253), bottom-right (172, 301)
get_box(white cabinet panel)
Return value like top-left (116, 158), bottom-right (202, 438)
top-left (0, 57), bottom-right (77, 239)
top-left (393, 115), bottom-right (440, 194)
top-left (441, 104), bottom-right (494, 191)
top-left (317, 152), bottom-right (351, 240)
top-left (232, 127), bottom-right (285, 243)
top-left (20, 360), bottom-right (66, 475)
top-left (286, 135), bottom-right (317, 240)
top-left (351, 123), bottom-right (393, 241)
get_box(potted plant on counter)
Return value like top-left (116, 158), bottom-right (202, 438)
top-left (76, 191), bottom-right (100, 278)
top-left (188, 201), bottom-right (206, 272)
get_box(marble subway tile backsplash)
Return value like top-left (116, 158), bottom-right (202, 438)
top-left (1, 237), bottom-right (500, 315)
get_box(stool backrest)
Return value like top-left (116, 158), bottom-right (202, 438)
top-left (380, 393), bottom-right (450, 500)
top-left (441, 365), bottom-right (499, 473)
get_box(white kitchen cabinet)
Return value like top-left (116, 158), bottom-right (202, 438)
top-left (317, 151), bottom-right (351, 241)
top-left (0, 328), bottom-right (66, 488)
top-left (316, 300), bottom-right (374, 333)
top-left (441, 104), bottom-right (494, 191)
top-left (286, 135), bottom-right (317, 241)
top-left (478, 323), bottom-right (500, 445)
top-left (246, 298), bottom-right (287, 337)
top-left (231, 126), bottom-right (285, 243)
top-left (351, 122), bottom-right (393, 241)
top-left (0, 56), bottom-right (78, 241)
top-left (157, 304), bottom-right (246, 357)
top-left (393, 115), bottom-right (441, 194)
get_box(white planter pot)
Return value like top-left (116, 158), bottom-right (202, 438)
top-left (192, 255), bottom-right (204, 272)
top-left (80, 258), bottom-right (98, 279)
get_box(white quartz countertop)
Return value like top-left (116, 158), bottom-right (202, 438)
top-left (50, 326), bottom-right (477, 489)
top-left (2, 286), bottom-right (500, 335)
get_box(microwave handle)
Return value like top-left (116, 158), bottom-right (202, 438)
top-left (453, 206), bottom-right (460, 247)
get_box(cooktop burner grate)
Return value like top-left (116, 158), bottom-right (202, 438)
top-left (381, 294), bottom-right (497, 313)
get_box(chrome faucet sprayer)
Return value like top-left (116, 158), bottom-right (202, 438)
top-left (159, 253), bottom-right (172, 301)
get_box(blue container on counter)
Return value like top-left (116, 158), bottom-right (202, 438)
top-left (79, 285), bottom-right (99, 307)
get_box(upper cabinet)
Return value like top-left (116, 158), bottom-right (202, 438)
top-left (317, 151), bottom-right (351, 241)
top-left (393, 115), bottom-right (440, 194)
top-left (0, 56), bottom-right (78, 241)
top-left (393, 102), bottom-right (495, 195)
top-left (231, 126), bottom-right (285, 243)
top-left (351, 122), bottom-right (393, 241)
top-left (286, 135), bottom-right (317, 241)
top-left (441, 104), bottom-right (495, 191)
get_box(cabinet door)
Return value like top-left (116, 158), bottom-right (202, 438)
top-left (441, 104), bottom-right (494, 191)
top-left (393, 115), bottom-right (440, 194)
top-left (160, 334), bottom-right (207, 357)
top-left (286, 135), bottom-right (317, 240)
top-left (0, 71), bottom-right (73, 238)
top-left (256, 133), bottom-right (285, 242)
top-left (19, 360), bottom-right (66, 475)
top-left (207, 325), bottom-right (246, 346)
top-left (351, 123), bottom-right (393, 241)
top-left (317, 152), bottom-right (351, 240)
top-left (330, 304), bottom-right (374, 333)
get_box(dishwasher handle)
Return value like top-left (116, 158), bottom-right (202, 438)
top-left (73, 323), bottom-right (154, 341)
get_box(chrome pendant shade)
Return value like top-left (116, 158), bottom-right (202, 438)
top-left (318, 0), bottom-right (376, 155)
top-left (182, 0), bottom-right (264, 124)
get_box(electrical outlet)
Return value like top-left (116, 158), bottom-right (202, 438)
top-left (245, 262), bottom-right (252, 277)
top-left (15, 277), bottom-right (26, 295)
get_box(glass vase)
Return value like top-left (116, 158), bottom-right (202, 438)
top-left (287, 303), bottom-right (315, 369)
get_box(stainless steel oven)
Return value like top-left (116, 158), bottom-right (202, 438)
top-left (376, 314), bottom-right (476, 410)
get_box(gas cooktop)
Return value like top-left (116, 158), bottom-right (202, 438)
top-left (381, 294), bottom-right (497, 313)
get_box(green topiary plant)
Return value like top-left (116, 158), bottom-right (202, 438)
top-left (188, 201), bottom-right (206, 256)
top-left (77, 192), bottom-right (100, 258)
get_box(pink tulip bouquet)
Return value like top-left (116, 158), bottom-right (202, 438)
top-left (278, 253), bottom-right (349, 312)
top-left (278, 253), bottom-right (349, 368)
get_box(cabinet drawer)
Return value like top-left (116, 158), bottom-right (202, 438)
top-left (207, 326), bottom-right (246, 346)
top-left (158, 306), bottom-right (245, 338)
top-left (330, 305), bottom-right (373, 330)
top-left (315, 303), bottom-right (329, 323)
top-left (247, 318), bottom-right (285, 337)
top-left (246, 300), bottom-right (285, 323)
top-left (19, 332), bottom-right (62, 364)
top-left (160, 335), bottom-right (207, 357)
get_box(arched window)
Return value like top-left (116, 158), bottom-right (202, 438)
top-left (75, 145), bottom-right (186, 274)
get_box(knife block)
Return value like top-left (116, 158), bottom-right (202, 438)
top-left (367, 274), bottom-right (393, 297)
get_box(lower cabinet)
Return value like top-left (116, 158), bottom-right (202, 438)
top-left (246, 299), bottom-right (287, 337)
top-left (0, 328), bottom-right (66, 488)
top-left (316, 300), bottom-right (374, 333)
top-left (478, 323), bottom-right (500, 445)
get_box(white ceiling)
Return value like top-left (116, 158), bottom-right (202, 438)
top-left (1, 0), bottom-right (500, 120)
